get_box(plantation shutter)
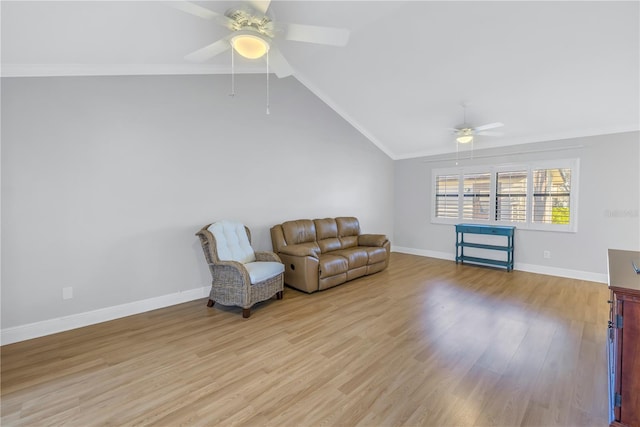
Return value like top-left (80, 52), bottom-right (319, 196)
top-left (532, 168), bottom-right (571, 224)
top-left (462, 173), bottom-right (491, 220)
top-left (435, 174), bottom-right (459, 218)
top-left (496, 171), bottom-right (527, 222)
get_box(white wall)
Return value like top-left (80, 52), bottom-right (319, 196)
top-left (394, 132), bottom-right (640, 281)
top-left (1, 74), bottom-right (394, 338)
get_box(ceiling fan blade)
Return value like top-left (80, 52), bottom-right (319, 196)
top-left (169, 1), bottom-right (233, 27)
top-left (474, 122), bottom-right (504, 132)
top-left (283, 23), bottom-right (350, 46)
top-left (185, 38), bottom-right (230, 62)
top-left (476, 131), bottom-right (504, 137)
top-left (249, 0), bottom-right (271, 15)
top-left (267, 47), bottom-right (294, 78)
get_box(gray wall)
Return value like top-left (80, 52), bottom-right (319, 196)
top-left (394, 131), bottom-right (640, 280)
top-left (1, 74), bottom-right (394, 329)
top-left (3, 72), bottom-right (637, 338)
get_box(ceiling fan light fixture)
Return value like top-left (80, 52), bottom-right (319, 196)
top-left (231, 31), bottom-right (270, 59)
top-left (456, 129), bottom-right (474, 144)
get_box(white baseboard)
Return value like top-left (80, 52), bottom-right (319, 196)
top-left (1, 286), bottom-right (210, 346)
top-left (391, 246), bottom-right (607, 284)
top-left (513, 263), bottom-right (607, 283)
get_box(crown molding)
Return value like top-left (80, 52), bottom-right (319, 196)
top-left (0, 63), bottom-right (265, 78)
top-left (395, 126), bottom-right (640, 160)
top-left (293, 70), bottom-right (397, 160)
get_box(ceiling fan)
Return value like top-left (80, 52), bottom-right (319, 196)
top-left (451, 104), bottom-right (504, 144)
top-left (171, 0), bottom-right (350, 78)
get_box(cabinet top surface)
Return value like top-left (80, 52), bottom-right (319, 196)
top-left (608, 249), bottom-right (640, 292)
top-left (456, 224), bottom-right (516, 231)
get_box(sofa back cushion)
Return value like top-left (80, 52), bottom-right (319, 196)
top-left (336, 217), bottom-right (360, 249)
top-left (314, 218), bottom-right (341, 253)
top-left (208, 220), bottom-right (256, 264)
top-left (282, 219), bottom-right (317, 245)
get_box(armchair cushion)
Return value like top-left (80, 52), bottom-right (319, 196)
top-left (208, 221), bottom-right (256, 264)
top-left (244, 262), bottom-right (285, 285)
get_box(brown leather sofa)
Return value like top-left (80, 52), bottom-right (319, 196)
top-left (270, 217), bottom-right (390, 293)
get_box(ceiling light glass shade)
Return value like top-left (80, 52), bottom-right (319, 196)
top-left (231, 33), bottom-right (270, 59)
top-left (456, 129), bottom-right (474, 144)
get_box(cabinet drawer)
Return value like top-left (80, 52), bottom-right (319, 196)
top-left (456, 224), bottom-right (514, 236)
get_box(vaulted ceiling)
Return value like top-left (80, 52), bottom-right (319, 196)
top-left (2, 1), bottom-right (638, 159)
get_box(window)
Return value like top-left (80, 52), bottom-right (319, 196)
top-left (435, 174), bottom-right (459, 218)
top-left (432, 159), bottom-right (578, 232)
top-left (496, 171), bottom-right (527, 222)
top-left (463, 173), bottom-right (491, 220)
top-left (532, 168), bottom-right (571, 225)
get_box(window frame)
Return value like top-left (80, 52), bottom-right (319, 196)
top-left (431, 159), bottom-right (579, 232)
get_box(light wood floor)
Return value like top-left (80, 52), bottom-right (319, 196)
top-left (1, 253), bottom-right (610, 426)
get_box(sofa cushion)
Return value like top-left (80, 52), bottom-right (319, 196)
top-left (336, 217), bottom-right (360, 237)
top-left (282, 219), bottom-right (316, 245)
top-left (244, 261), bottom-right (285, 284)
top-left (208, 221), bottom-right (256, 264)
top-left (347, 266), bottom-right (367, 281)
top-left (314, 218), bottom-right (338, 239)
top-left (318, 254), bottom-right (348, 278)
top-left (319, 274), bottom-right (347, 291)
top-left (336, 217), bottom-right (360, 249)
top-left (314, 218), bottom-right (341, 253)
top-left (365, 246), bottom-right (388, 265)
top-left (318, 238), bottom-right (341, 253)
top-left (332, 248), bottom-right (368, 269)
top-left (339, 236), bottom-right (358, 249)
top-left (367, 261), bottom-right (386, 275)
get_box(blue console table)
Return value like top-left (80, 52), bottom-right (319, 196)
top-left (455, 224), bottom-right (515, 271)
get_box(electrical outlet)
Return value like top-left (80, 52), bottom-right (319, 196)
top-left (62, 287), bottom-right (73, 300)
top-left (543, 250), bottom-right (551, 259)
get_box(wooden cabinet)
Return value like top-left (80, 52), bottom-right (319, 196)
top-left (455, 224), bottom-right (515, 271)
top-left (607, 249), bottom-right (640, 427)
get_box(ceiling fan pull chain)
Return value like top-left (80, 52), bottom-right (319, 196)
top-left (266, 50), bottom-right (270, 115)
top-left (230, 47), bottom-right (235, 97)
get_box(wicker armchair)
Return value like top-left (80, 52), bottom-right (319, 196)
top-left (196, 221), bottom-right (284, 318)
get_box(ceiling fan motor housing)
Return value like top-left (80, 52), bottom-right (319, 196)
top-left (226, 8), bottom-right (274, 38)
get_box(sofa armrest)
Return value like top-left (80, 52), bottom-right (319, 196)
top-left (358, 234), bottom-right (388, 247)
top-left (278, 243), bottom-right (320, 259)
top-left (255, 251), bottom-right (282, 263)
